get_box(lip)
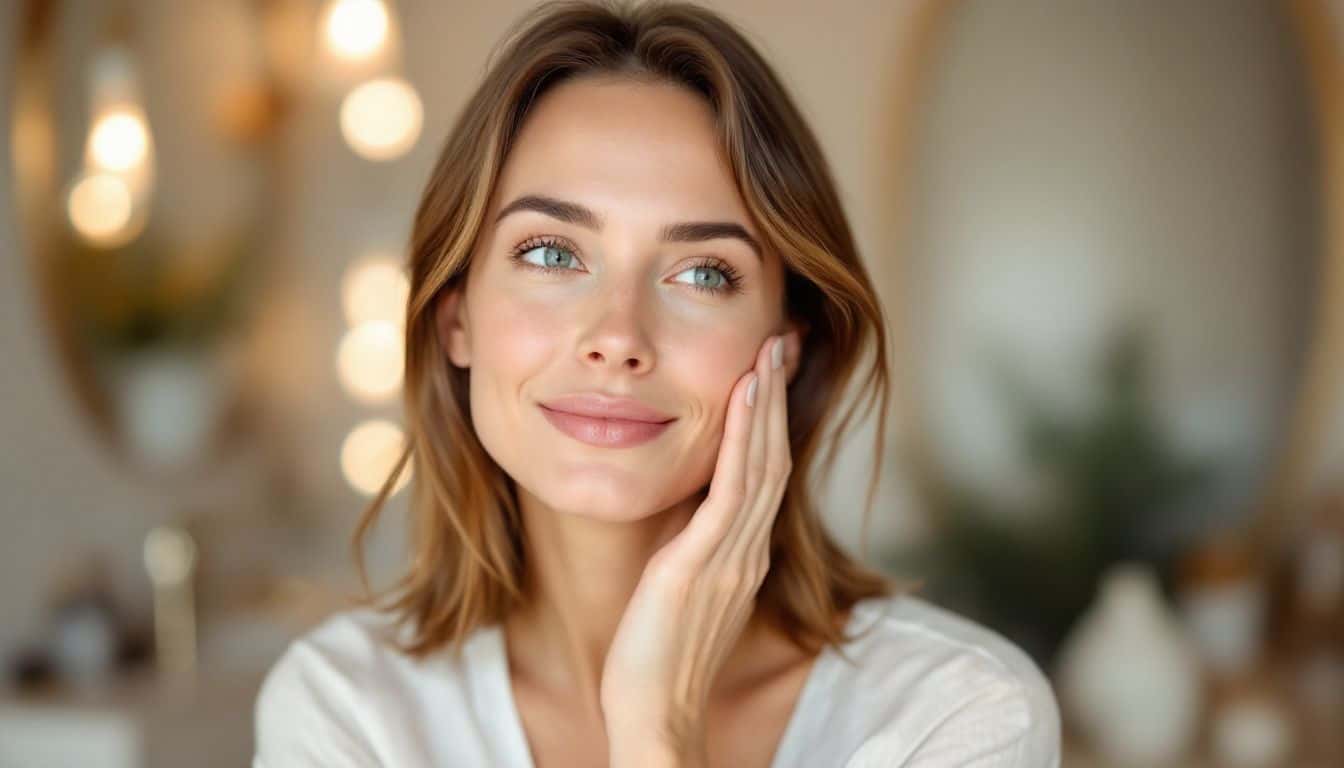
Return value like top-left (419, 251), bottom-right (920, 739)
top-left (538, 393), bottom-right (676, 449)
top-left (540, 393), bottom-right (675, 423)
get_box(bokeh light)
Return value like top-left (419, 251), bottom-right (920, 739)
top-left (323, 0), bottom-right (390, 61)
top-left (336, 320), bottom-right (404, 402)
top-left (340, 418), bottom-right (411, 496)
top-left (88, 109), bottom-right (150, 172)
top-left (339, 77), bottom-right (422, 161)
top-left (66, 171), bottom-right (135, 244)
top-left (341, 255), bottom-right (409, 328)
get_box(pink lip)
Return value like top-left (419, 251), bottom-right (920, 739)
top-left (538, 394), bottom-right (676, 448)
top-left (540, 393), bottom-right (675, 423)
top-left (540, 406), bottom-right (674, 448)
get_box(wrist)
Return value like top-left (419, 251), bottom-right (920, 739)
top-left (607, 722), bottom-right (707, 768)
top-left (608, 741), bottom-right (681, 768)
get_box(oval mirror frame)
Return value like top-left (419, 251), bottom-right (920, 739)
top-left (883, 0), bottom-right (1344, 560)
top-left (10, 1), bottom-right (287, 482)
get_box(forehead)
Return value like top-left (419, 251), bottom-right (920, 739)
top-left (492, 76), bottom-right (750, 225)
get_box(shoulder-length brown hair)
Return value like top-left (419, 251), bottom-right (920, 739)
top-left (353, 0), bottom-right (908, 663)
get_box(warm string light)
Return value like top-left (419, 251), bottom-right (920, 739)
top-left (320, 0), bottom-right (423, 161)
top-left (320, 3), bottom-right (417, 493)
top-left (337, 253), bottom-right (412, 496)
top-left (338, 320), bottom-right (405, 403)
top-left (89, 108), bottom-right (150, 171)
top-left (339, 76), bottom-right (422, 161)
top-left (342, 255), bottom-right (410, 327)
top-left (67, 172), bottom-right (134, 241)
top-left (68, 45), bottom-right (154, 247)
top-left (341, 419), bottom-right (411, 496)
top-left (323, 0), bottom-right (390, 62)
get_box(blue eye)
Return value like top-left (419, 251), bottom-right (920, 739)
top-left (507, 235), bottom-right (744, 296)
top-left (672, 263), bottom-right (737, 294)
top-left (513, 238), bottom-right (580, 271)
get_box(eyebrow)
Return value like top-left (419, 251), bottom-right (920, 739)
top-left (495, 194), bottom-right (762, 261)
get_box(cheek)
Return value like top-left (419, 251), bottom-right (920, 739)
top-left (673, 333), bottom-right (754, 401)
top-left (667, 325), bottom-right (758, 443)
top-left (463, 284), bottom-right (563, 469)
top-left (470, 290), bottom-right (561, 394)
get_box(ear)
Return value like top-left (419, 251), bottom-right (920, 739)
top-left (780, 318), bottom-right (808, 386)
top-left (435, 284), bottom-right (472, 369)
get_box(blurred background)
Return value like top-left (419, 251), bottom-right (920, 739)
top-left (1, 0), bottom-right (1342, 766)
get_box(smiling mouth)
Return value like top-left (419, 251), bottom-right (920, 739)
top-left (538, 405), bottom-right (675, 448)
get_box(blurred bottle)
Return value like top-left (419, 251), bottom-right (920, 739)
top-left (1178, 532), bottom-right (1268, 680)
top-left (1273, 491), bottom-right (1344, 764)
top-left (1178, 532), bottom-right (1298, 765)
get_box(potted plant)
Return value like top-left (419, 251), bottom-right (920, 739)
top-left (52, 223), bottom-right (263, 477)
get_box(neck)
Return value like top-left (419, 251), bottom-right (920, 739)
top-left (503, 482), bottom-right (771, 721)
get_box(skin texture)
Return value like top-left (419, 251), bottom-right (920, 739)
top-left (436, 74), bottom-right (807, 766)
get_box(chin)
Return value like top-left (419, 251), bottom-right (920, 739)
top-left (539, 479), bottom-right (667, 522)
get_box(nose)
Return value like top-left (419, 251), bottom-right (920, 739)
top-left (577, 290), bottom-right (655, 375)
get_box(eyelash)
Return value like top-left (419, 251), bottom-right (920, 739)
top-left (507, 235), bottom-right (745, 296)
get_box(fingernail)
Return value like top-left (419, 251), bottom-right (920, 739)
top-left (771, 336), bottom-right (784, 370)
top-left (746, 374), bottom-right (758, 407)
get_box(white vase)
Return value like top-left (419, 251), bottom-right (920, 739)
top-left (1056, 562), bottom-right (1204, 765)
top-left (110, 346), bottom-right (227, 475)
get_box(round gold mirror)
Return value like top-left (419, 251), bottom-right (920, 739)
top-left (884, 0), bottom-right (1344, 664)
top-left (11, 0), bottom-right (290, 483)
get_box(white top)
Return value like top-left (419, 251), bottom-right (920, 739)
top-left (253, 592), bottom-right (1061, 767)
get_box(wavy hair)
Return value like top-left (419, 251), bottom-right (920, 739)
top-left (353, 0), bottom-right (909, 663)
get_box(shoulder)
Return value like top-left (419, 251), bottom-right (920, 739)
top-left (252, 608), bottom-right (397, 766)
top-left (258, 606), bottom-right (409, 696)
top-left (252, 607), bottom-right (476, 767)
top-left (833, 593), bottom-right (1061, 768)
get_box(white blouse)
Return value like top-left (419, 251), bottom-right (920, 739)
top-left (253, 592), bottom-right (1061, 767)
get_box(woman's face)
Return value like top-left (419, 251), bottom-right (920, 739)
top-left (438, 75), bottom-right (797, 520)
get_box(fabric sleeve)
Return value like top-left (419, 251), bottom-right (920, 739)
top-left (846, 662), bottom-right (1062, 767)
top-left (252, 641), bottom-right (383, 768)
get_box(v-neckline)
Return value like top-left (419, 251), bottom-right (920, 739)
top-left (485, 605), bottom-right (868, 768)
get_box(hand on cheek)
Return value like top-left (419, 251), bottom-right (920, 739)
top-left (600, 332), bottom-right (793, 766)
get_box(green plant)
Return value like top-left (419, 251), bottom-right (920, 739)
top-left (888, 323), bottom-right (1219, 665)
top-left (51, 222), bottom-right (263, 359)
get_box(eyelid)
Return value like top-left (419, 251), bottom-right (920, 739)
top-left (511, 233), bottom-right (581, 258)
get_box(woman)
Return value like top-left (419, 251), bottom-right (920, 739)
top-left (254, 1), bottom-right (1061, 766)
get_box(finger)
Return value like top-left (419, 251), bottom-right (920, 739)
top-left (711, 336), bottom-right (775, 570)
top-left (735, 335), bottom-right (789, 567)
top-left (748, 334), bottom-right (791, 566)
top-left (657, 367), bottom-right (756, 571)
top-left (744, 335), bottom-right (773, 496)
